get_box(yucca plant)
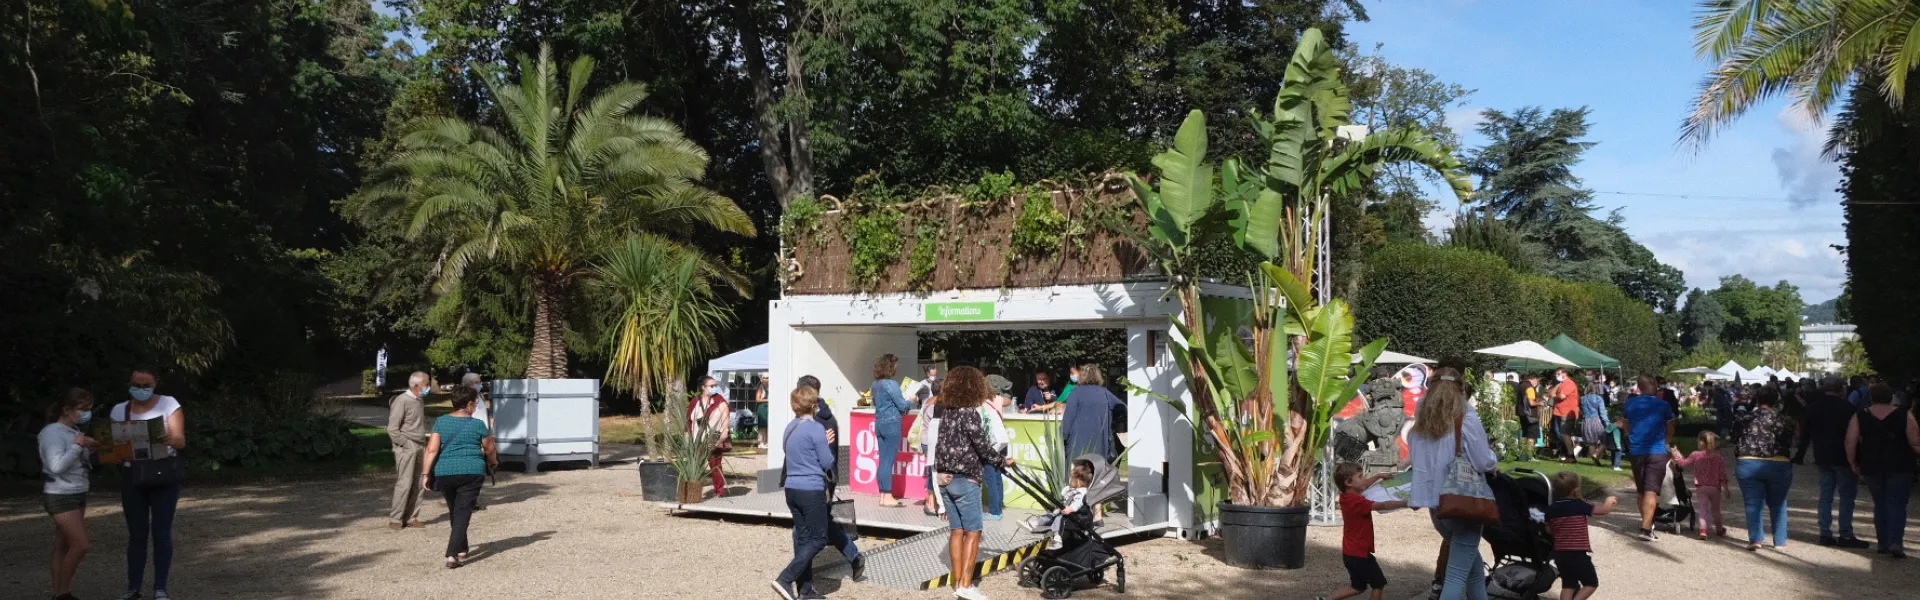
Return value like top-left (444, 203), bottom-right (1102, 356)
top-left (660, 392), bottom-right (721, 483)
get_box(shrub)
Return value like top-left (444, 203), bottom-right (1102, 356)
top-left (1356, 243), bottom-right (1663, 375)
top-left (193, 417), bottom-right (363, 469)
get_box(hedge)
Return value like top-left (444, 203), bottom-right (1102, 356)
top-left (1356, 243), bottom-right (1662, 375)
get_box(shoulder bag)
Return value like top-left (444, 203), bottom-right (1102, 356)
top-left (1434, 415), bottom-right (1499, 524)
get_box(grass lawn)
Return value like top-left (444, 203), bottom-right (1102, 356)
top-left (1499, 434), bottom-right (1704, 500)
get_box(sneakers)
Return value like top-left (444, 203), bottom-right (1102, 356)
top-left (1612, 466), bottom-right (1622, 472)
top-left (1836, 536), bottom-right (1871, 549)
top-left (849, 555), bottom-right (867, 582)
top-left (770, 579), bottom-right (798, 600)
top-left (1638, 528), bottom-right (1658, 542)
top-left (1047, 536), bottom-right (1063, 550)
top-left (152, 591), bottom-right (170, 600)
top-left (953, 586), bottom-right (989, 600)
top-left (983, 513), bottom-right (1003, 521)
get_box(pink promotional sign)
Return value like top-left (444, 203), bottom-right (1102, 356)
top-left (847, 410), bottom-right (928, 499)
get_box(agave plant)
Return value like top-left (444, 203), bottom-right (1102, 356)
top-left (659, 391), bottom-right (721, 482)
top-left (1129, 28), bottom-right (1470, 508)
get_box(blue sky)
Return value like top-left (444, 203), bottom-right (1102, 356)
top-left (1349, 0), bottom-right (1847, 303)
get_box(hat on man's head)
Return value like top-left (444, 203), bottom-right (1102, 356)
top-left (986, 374), bottom-right (1013, 395)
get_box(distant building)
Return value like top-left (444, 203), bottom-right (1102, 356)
top-left (1801, 323), bottom-right (1857, 373)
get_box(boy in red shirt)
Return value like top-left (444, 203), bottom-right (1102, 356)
top-left (1320, 463), bottom-right (1407, 600)
top-left (1546, 471), bottom-right (1619, 600)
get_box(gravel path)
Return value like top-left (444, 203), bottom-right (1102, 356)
top-left (2, 458), bottom-right (1913, 599)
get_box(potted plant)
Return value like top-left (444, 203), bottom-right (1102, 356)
top-left (661, 392), bottom-right (723, 503)
top-left (1119, 27), bottom-right (1469, 569)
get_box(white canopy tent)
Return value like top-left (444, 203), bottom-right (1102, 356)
top-left (706, 343), bottom-right (770, 407)
top-left (1355, 350), bottom-right (1436, 365)
top-left (1671, 367), bottom-right (1729, 377)
top-left (1474, 341), bottom-right (1578, 367)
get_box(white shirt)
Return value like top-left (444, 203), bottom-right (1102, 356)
top-left (1406, 409), bottom-right (1498, 509)
top-left (112, 395), bottom-right (182, 459)
top-left (471, 391), bottom-right (490, 424)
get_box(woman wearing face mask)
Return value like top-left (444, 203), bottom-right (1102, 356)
top-left (41, 388), bottom-right (99, 600)
top-left (115, 368), bottom-right (188, 600)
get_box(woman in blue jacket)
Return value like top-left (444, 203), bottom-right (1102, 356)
top-left (870, 354), bottom-right (912, 508)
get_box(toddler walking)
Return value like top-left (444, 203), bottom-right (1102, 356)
top-left (1317, 463), bottom-right (1407, 600)
top-left (1546, 471), bottom-right (1617, 600)
top-left (1669, 431), bottom-right (1729, 538)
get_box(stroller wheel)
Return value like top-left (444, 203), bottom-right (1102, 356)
top-left (1041, 566), bottom-right (1074, 599)
top-left (1115, 560), bottom-right (1126, 594)
top-left (1018, 558), bottom-right (1043, 588)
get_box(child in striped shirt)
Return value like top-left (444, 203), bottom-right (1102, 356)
top-left (1546, 471), bottom-right (1618, 600)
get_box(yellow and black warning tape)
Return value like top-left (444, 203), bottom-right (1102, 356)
top-left (919, 540), bottom-right (1048, 590)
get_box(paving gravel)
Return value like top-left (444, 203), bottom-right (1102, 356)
top-left (2, 455), bottom-right (1913, 599)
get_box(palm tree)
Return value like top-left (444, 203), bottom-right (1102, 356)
top-left (361, 46), bottom-right (754, 378)
top-left (1683, 0), bottom-right (1920, 146)
top-left (593, 235), bottom-right (733, 403)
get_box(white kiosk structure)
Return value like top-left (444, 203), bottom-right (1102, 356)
top-left (762, 280), bottom-right (1249, 540)
top-left (665, 186), bottom-right (1248, 590)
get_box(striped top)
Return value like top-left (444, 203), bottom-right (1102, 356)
top-left (1546, 498), bottom-right (1594, 552)
top-left (432, 416), bottom-right (490, 476)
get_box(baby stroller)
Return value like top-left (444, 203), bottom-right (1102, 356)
top-left (1652, 462), bottom-right (1696, 534)
top-left (1484, 468), bottom-right (1558, 600)
top-left (1006, 455), bottom-right (1127, 599)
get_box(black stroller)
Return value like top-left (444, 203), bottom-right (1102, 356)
top-left (1653, 462), bottom-right (1697, 534)
top-left (1484, 468), bottom-right (1558, 599)
top-left (1005, 454), bottom-right (1127, 599)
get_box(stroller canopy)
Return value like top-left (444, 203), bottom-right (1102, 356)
top-left (1076, 454), bottom-right (1127, 508)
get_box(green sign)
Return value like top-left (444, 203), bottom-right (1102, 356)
top-left (925, 301), bottom-right (995, 322)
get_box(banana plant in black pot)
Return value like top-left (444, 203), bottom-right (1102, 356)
top-left (1118, 27), bottom-right (1469, 569)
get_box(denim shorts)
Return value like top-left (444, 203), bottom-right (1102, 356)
top-left (940, 476), bottom-right (984, 532)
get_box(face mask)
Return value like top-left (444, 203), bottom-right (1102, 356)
top-left (473, 384), bottom-right (484, 392)
top-left (129, 387), bottom-right (154, 402)
top-left (76, 411), bottom-right (93, 426)
top-left (1070, 375), bottom-right (1079, 383)
top-left (415, 387), bottom-right (429, 398)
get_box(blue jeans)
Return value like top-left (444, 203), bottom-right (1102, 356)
top-left (1864, 473), bottom-right (1913, 552)
top-left (123, 482), bottom-right (181, 592)
top-left (875, 420), bottom-right (902, 495)
top-left (779, 488), bottom-right (830, 589)
top-left (939, 476), bottom-right (985, 532)
top-left (1817, 464), bottom-right (1859, 538)
top-left (982, 462), bottom-right (1005, 516)
top-left (1737, 459), bottom-right (1794, 546)
top-left (1430, 515), bottom-right (1488, 600)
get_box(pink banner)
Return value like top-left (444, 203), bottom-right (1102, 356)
top-left (848, 410), bottom-right (928, 499)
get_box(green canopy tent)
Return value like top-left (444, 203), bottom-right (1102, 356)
top-left (1504, 334), bottom-right (1621, 372)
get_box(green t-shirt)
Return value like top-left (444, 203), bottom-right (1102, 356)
top-left (432, 416), bottom-right (491, 476)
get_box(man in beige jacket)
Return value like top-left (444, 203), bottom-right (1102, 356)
top-left (388, 371), bottom-right (431, 529)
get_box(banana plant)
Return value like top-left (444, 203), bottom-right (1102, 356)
top-left (1131, 27), bottom-right (1468, 508)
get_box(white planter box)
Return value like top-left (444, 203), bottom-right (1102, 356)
top-left (489, 378), bottom-right (601, 472)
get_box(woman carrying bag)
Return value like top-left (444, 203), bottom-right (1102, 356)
top-left (421, 386), bottom-right (497, 569)
top-left (1403, 368), bottom-right (1499, 600)
top-left (115, 368), bottom-right (188, 600)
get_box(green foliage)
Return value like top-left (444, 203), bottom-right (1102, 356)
top-left (779, 196), bottom-right (829, 248)
top-left (907, 222), bottom-right (942, 290)
top-left (594, 237), bottom-right (734, 407)
top-left (1446, 211), bottom-right (1537, 272)
top-left (1469, 370), bottom-right (1525, 462)
top-left (1684, 0), bottom-right (1920, 146)
top-left (1679, 289), bottom-right (1727, 350)
top-left (1355, 243), bottom-right (1663, 375)
top-left (195, 418), bottom-right (363, 469)
top-left (845, 210), bottom-right (904, 291)
top-left (1707, 275), bottom-right (1804, 347)
top-left (658, 392), bottom-right (719, 481)
top-left (356, 45), bottom-right (753, 379)
top-left (1837, 79), bottom-right (1920, 383)
top-left (1010, 190), bottom-right (1069, 260)
top-left (1835, 337), bottom-right (1876, 377)
top-left (965, 171), bottom-right (1020, 207)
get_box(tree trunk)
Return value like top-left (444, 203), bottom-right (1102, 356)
top-left (527, 275), bottom-right (569, 379)
top-left (781, 16), bottom-right (813, 202)
top-left (736, 0), bottom-right (796, 206)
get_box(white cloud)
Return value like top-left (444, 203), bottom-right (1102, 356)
top-left (1645, 226), bottom-right (1845, 301)
top-left (1445, 106), bottom-right (1486, 139)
